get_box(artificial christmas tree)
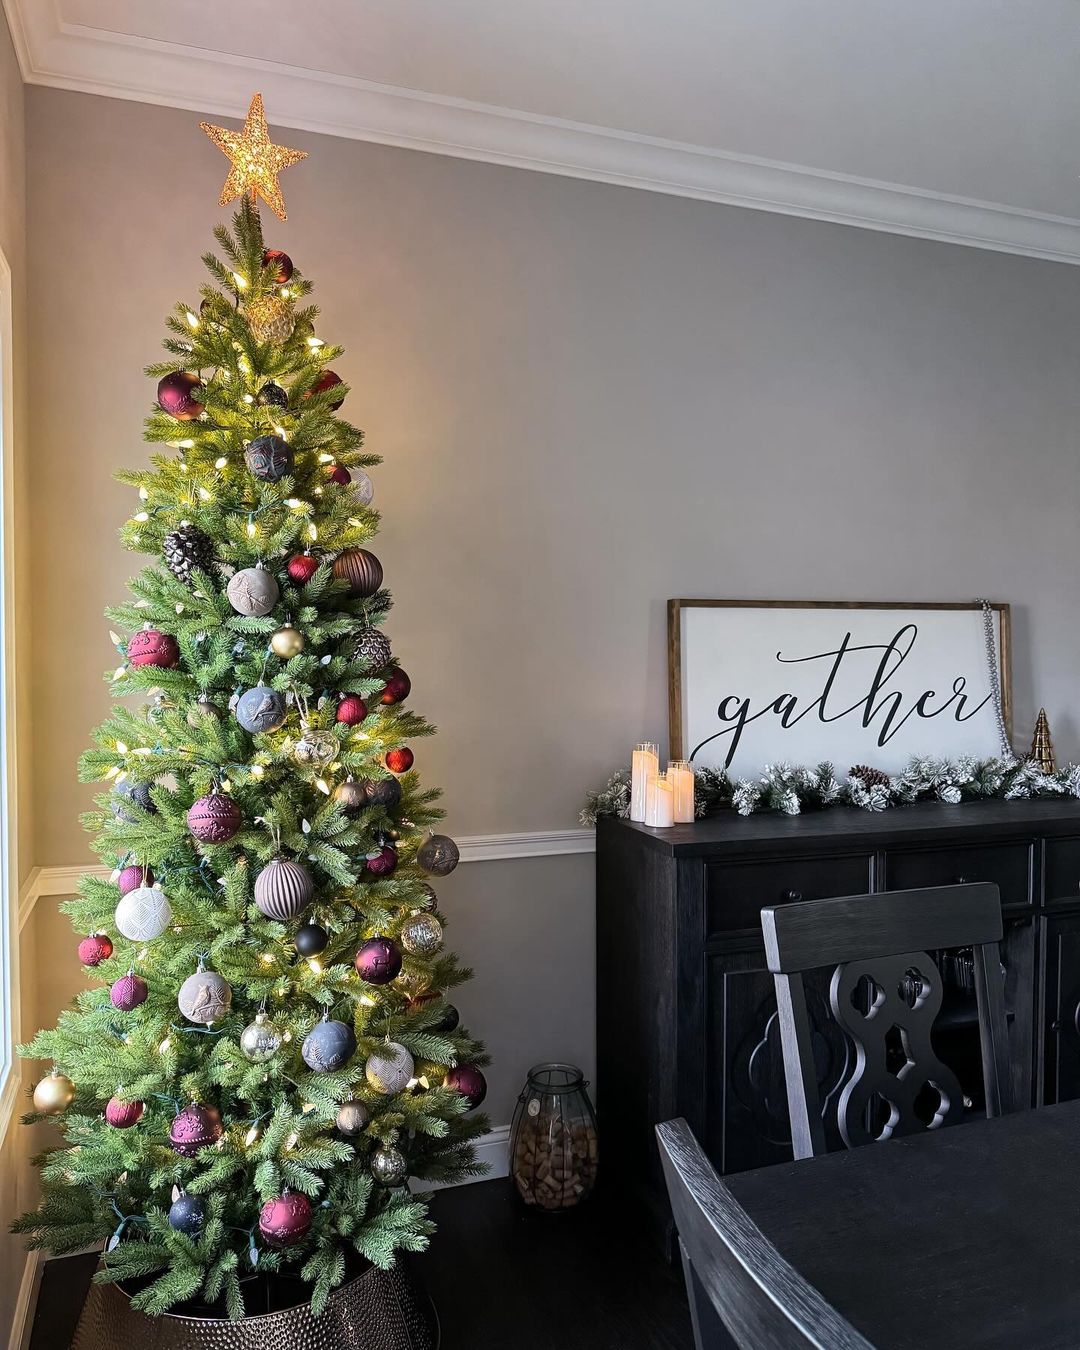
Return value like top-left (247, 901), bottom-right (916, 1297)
top-left (14, 95), bottom-right (489, 1332)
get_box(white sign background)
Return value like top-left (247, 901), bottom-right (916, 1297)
top-left (672, 603), bottom-right (1008, 778)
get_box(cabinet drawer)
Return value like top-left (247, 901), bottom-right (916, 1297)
top-left (1044, 838), bottom-right (1080, 904)
top-left (705, 854), bottom-right (873, 935)
top-left (883, 842), bottom-right (1031, 909)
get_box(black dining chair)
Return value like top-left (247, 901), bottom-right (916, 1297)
top-left (656, 1118), bottom-right (874, 1349)
top-left (761, 882), bottom-right (1017, 1160)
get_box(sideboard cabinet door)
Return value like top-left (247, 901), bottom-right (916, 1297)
top-left (1043, 913), bottom-right (1080, 1104)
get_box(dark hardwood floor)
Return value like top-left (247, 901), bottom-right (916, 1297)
top-left (28, 1178), bottom-right (692, 1350)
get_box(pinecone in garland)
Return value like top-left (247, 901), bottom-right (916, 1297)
top-left (849, 764), bottom-right (891, 789)
top-left (163, 524), bottom-right (217, 588)
top-left (352, 625), bottom-right (392, 672)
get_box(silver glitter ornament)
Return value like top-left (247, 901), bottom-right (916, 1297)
top-left (400, 913), bottom-right (444, 957)
top-left (365, 1041), bottom-right (415, 1095)
top-left (236, 684), bottom-right (288, 734)
top-left (240, 1011), bottom-right (284, 1062)
top-left (178, 966), bottom-right (232, 1025)
top-left (336, 1099), bottom-right (370, 1135)
top-left (294, 728), bottom-right (338, 769)
top-left (227, 566), bottom-right (280, 617)
top-left (371, 1145), bottom-right (408, 1186)
top-left (114, 886), bottom-right (172, 941)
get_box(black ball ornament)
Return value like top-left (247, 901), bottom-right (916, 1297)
top-left (236, 685), bottom-right (288, 734)
top-left (417, 833), bottom-right (460, 877)
top-left (363, 776), bottom-right (402, 811)
top-left (245, 435), bottom-right (294, 482)
top-left (257, 381), bottom-right (289, 409)
top-left (168, 1193), bottom-right (206, 1235)
top-left (301, 1018), bottom-right (357, 1073)
top-left (112, 780), bottom-right (157, 821)
top-left (295, 922), bottom-right (329, 957)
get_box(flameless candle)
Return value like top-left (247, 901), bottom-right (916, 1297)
top-left (630, 742), bottom-right (659, 823)
top-left (669, 760), bottom-right (695, 823)
top-left (645, 772), bottom-right (674, 828)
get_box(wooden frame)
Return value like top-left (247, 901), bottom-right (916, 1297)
top-left (667, 598), bottom-right (1012, 766)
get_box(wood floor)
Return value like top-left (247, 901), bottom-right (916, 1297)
top-left (28, 1179), bottom-right (693, 1350)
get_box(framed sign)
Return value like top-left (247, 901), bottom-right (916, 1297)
top-left (668, 600), bottom-right (1011, 778)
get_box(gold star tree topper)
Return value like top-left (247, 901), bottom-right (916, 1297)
top-left (200, 93), bottom-right (307, 221)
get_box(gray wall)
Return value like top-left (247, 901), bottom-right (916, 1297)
top-left (24, 85), bottom-right (1080, 1124)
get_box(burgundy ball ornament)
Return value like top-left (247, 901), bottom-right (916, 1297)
top-left (263, 248), bottom-right (294, 284)
top-left (365, 844), bottom-right (398, 877)
top-left (245, 434), bottom-right (294, 482)
top-left (259, 1191), bottom-right (311, 1247)
top-left (156, 371), bottom-right (203, 421)
top-left (78, 933), bottom-right (113, 967)
top-left (326, 463), bottom-right (351, 486)
top-left (380, 668), bottom-right (411, 705)
top-left (287, 553), bottom-right (319, 585)
top-left (332, 548), bottom-right (383, 599)
top-left (169, 1102), bottom-right (223, 1156)
top-left (188, 793), bottom-right (243, 844)
top-left (446, 1064), bottom-right (488, 1109)
top-left (417, 832), bottom-right (460, 877)
top-left (306, 369), bottom-right (345, 409)
top-left (295, 922), bottom-right (329, 957)
top-left (301, 1018), bottom-right (357, 1073)
top-left (117, 864), bottom-right (152, 896)
top-left (385, 747), bottom-right (414, 774)
top-left (254, 857), bottom-right (314, 921)
top-left (128, 629), bottom-right (180, 669)
top-left (169, 1193), bottom-right (206, 1235)
top-left (110, 973), bottom-right (148, 1011)
top-left (333, 777), bottom-right (367, 816)
top-left (105, 1097), bottom-right (144, 1129)
top-left (354, 936), bottom-right (402, 985)
top-left (336, 694), bottom-right (368, 726)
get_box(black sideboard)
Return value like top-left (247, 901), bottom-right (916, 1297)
top-left (596, 799), bottom-right (1080, 1231)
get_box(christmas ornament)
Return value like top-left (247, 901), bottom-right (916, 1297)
top-left (164, 524), bottom-right (216, 586)
top-left (352, 626), bottom-right (392, 672)
top-left (287, 553), bottom-right (319, 585)
top-left (112, 780), bottom-right (157, 821)
top-left (413, 882), bottom-right (438, 913)
top-left (327, 463), bottom-right (351, 486)
top-left (78, 933), bottom-right (113, 966)
top-left (306, 370), bottom-right (345, 409)
top-left (245, 294), bottom-right (294, 344)
top-left (385, 747), bottom-right (414, 774)
top-left (263, 248), bottom-right (294, 284)
top-left (178, 965), bottom-right (233, 1024)
top-left (336, 694), bottom-right (367, 725)
top-left (849, 764), bottom-right (891, 790)
top-left (365, 844), bottom-right (398, 876)
top-left (257, 380), bottom-right (289, 409)
top-left (332, 548), bottom-right (383, 598)
top-left (333, 777), bottom-right (367, 815)
top-left (301, 1017), bottom-right (357, 1072)
top-left (295, 922), bottom-right (329, 957)
top-left (245, 434), bottom-right (293, 481)
top-left (394, 964), bottom-right (431, 998)
top-left (354, 936), bottom-right (402, 985)
top-left (418, 833), bottom-right (459, 877)
top-left (401, 914), bottom-right (443, 957)
top-left (446, 1064), bottom-right (488, 1109)
top-left (270, 625), bottom-right (305, 659)
top-left (1030, 708), bottom-right (1056, 774)
top-left (168, 1193), bottom-right (206, 1235)
top-left (434, 1003), bottom-right (460, 1034)
top-left (188, 792), bottom-right (243, 843)
top-left (200, 93), bottom-right (308, 222)
top-left (258, 1191), bottom-right (312, 1247)
top-left (188, 697), bottom-right (224, 726)
top-left (117, 864), bottom-right (151, 896)
top-left (227, 566), bottom-right (280, 617)
top-left (354, 469), bottom-right (374, 506)
top-left (365, 1042), bottom-right (415, 1095)
top-left (363, 777), bottom-right (402, 811)
top-left (371, 1145), bottom-right (408, 1187)
top-left (105, 1097), bottom-right (144, 1128)
top-left (236, 684), bottom-right (288, 733)
top-left (128, 628), bottom-right (179, 669)
top-left (156, 371), bottom-right (204, 420)
top-left (294, 727), bottom-right (337, 768)
top-left (254, 857), bottom-right (314, 920)
top-left (380, 668), bottom-right (411, 705)
top-left (110, 973), bottom-right (148, 1011)
top-left (335, 1099), bottom-right (369, 1135)
top-left (169, 1102), bottom-right (223, 1156)
top-left (33, 1072), bottom-right (75, 1115)
top-left (240, 1011), bottom-right (284, 1062)
top-left (115, 886), bottom-right (173, 941)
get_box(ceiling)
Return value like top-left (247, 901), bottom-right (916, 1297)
top-left (8, 0), bottom-right (1080, 262)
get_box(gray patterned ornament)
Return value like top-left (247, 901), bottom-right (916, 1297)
top-left (335, 1099), bottom-right (370, 1135)
top-left (294, 728), bottom-right (338, 770)
top-left (352, 626), bottom-right (392, 673)
top-left (236, 684), bottom-right (288, 734)
top-left (240, 1011), bottom-right (284, 1062)
top-left (302, 1018), bottom-right (357, 1073)
top-left (254, 858), bottom-right (314, 920)
top-left (178, 965), bottom-right (232, 1025)
top-left (245, 434), bottom-right (294, 482)
top-left (227, 566), bottom-right (280, 617)
top-left (354, 469), bottom-right (374, 506)
top-left (371, 1145), bottom-right (408, 1187)
top-left (417, 833), bottom-right (460, 877)
top-left (114, 886), bottom-right (172, 941)
top-left (365, 1041), bottom-right (415, 1095)
top-left (400, 913), bottom-right (444, 957)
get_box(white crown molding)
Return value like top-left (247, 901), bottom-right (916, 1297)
top-left (7, 2), bottom-right (1080, 265)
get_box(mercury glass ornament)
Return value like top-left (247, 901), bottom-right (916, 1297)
top-left (270, 625), bottom-right (305, 659)
top-left (114, 886), bottom-right (172, 941)
top-left (227, 566), bottom-right (280, 617)
top-left (417, 832), bottom-right (460, 877)
top-left (240, 1011), bottom-right (284, 1062)
top-left (371, 1145), bottom-right (408, 1187)
top-left (335, 1099), bottom-right (370, 1135)
top-left (294, 727), bottom-right (337, 769)
top-left (246, 294), bottom-right (294, 344)
top-left (178, 965), bottom-right (233, 1025)
top-left (400, 913), bottom-right (444, 957)
top-left (236, 684), bottom-right (288, 734)
top-left (365, 1041), bottom-right (415, 1095)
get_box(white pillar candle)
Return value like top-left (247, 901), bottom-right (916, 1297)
top-left (668, 760), bottom-right (695, 823)
top-left (630, 742), bottom-right (659, 822)
top-left (645, 772), bottom-right (674, 828)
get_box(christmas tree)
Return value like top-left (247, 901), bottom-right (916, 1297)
top-left (13, 95), bottom-right (489, 1320)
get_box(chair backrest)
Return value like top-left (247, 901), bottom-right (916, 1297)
top-left (656, 1118), bottom-right (874, 1350)
top-left (761, 882), bottom-right (1015, 1160)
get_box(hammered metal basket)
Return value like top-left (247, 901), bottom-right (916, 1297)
top-left (71, 1260), bottom-right (438, 1350)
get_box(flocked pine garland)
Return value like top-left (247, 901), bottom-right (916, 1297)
top-left (581, 755), bottom-right (1080, 826)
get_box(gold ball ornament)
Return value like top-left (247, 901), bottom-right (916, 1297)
top-left (270, 626), bottom-right (305, 659)
top-left (333, 777), bottom-right (367, 816)
top-left (245, 294), bottom-right (294, 344)
top-left (394, 962), bottom-right (432, 998)
top-left (34, 1071), bottom-right (76, 1115)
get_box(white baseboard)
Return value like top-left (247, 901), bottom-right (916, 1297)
top-left (410, 1124), bottom-right (510, 1194)
top-left (10, 1249), bottom-right (42, 1350)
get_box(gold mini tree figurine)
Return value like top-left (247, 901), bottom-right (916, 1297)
top-left (1029, 708), bottom-right (1056, 774)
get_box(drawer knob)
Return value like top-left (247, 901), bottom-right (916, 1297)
top-left (954, 875), bottom-right (971, 885)
top-left (784, 889), bottom-right (802, 903)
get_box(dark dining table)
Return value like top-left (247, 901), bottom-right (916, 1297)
top-left (724, 1099), bottom-right (1080, 1349)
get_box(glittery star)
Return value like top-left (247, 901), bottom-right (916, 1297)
top-left (200, 93), bottom-right (307, 221)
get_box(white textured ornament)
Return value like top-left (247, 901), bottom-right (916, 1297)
top-left (365, 1041), bottom-right (415, 1095)
top-left (114, 886), bottom-right (172, 941)
top-left (354, 469), bottom-right (374, 506)
top-left (178, 968), bottom-right (232, 1024)
top-left (227, 566), bottom-right (280, 617)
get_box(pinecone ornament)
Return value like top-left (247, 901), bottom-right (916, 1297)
top-left (849, 764), bottom-right (891, 789)
top-left (163, 524), bottom-right (216, 587)
top-left (352, 625), bottom-right (392, 672)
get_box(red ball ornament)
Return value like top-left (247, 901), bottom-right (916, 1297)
top-left (263, 248), bottom-right (294, 284)
top-left (445, 1064), bottom-right (488, 1110)
top-left (385, 747), bottom-right (414, 774)
top-left (105, 1097), bottom-right (144, 1129)
top-left (326, 463), bottom-right (351, 486)
top-left (259, 1191), bottom-right (312, 1247)
top-left (332, 548), bottom-right (383, 599)
top-left (336, 694), bottom-right (368, 726)
top-left (354, 936), bottom-right (403, 984)
top-left (110, 973), bottom-right (148, 1011)
top-left (287, 553), bottom-right (319, 585)
top-left (169, 1102), bottom-right (223, 1156)
top-left (306, 370), bottom-right (345, 410)
top-left (366, 844), bottom-right (398, 877)
top-left (78, 934), bottom-right (113, 967)
top-left (128, 629), bottom-right (180, 669)
top-left (117, 864), bottom-right (152, 896)
top-left (156, 371), bottom-right (203, 421)
top-left (380, 669), bottom-right (411, 705)
top-left (188, 793), bottom-right (243, 844)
